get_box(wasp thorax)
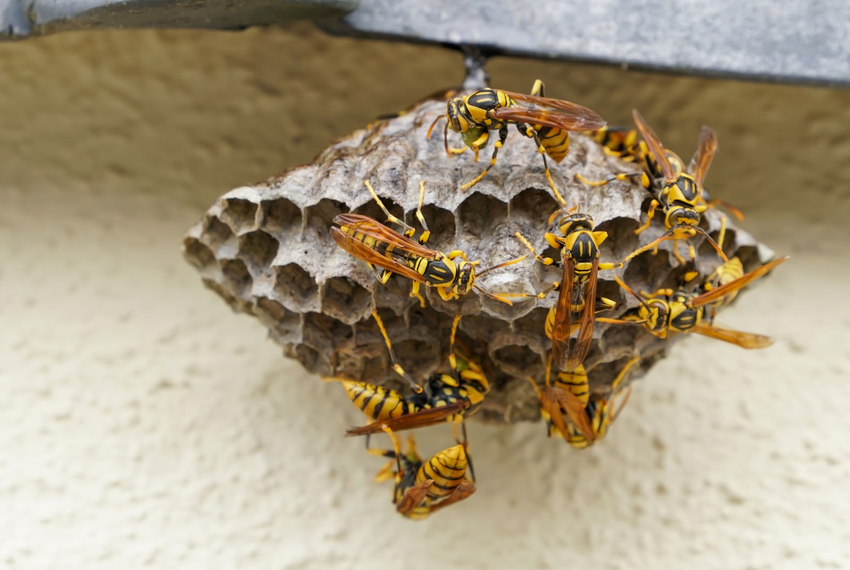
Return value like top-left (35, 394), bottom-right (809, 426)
top-left (569, 232), bottom-right (599, 265)
top-left (665, 174), bottom-right (699, 202)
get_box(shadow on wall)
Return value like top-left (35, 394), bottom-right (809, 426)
top-left (0, 23), bottom-right (848, 223)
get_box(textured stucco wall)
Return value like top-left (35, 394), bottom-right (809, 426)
top-left (1, 24), bottom-right (849, 570)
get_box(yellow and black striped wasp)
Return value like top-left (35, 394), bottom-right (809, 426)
top-left (579, 111), bottom-right (729, 264)
top-left (338, 341), bottom-right (489, 446)
top-left (698, 256), bottom-right (744, 324)
top-left (599, 256), bottom-right (788, 347)
top-left (527, 354), bottom-right (640, 449)
top-left (513, 209), bottom-right (621, 372)
top-left (587, 124), bottom-right (745, 233)
top-left (332, 181), bottom-right (522, 391)
top-left (332, 181), bottom-right (524, 308)
top-left (427, 82), bottom-right (605, 200)
top-left (370, 427), bottom-right (475, 520)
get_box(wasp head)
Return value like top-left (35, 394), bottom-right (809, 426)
top-left (665, 205), bottom-right (700, 229)
top-left (639, 299), bottom-right (668, 334)
top-left (557, 212), bottom-right (594, 236)
top-left (454, 262), bottom-right (476, 295)
top-left (446, 97), bottom-right (471, 133)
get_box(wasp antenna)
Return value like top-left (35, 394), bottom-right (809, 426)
top-left (547, 206), bottom-right (566, 226)
top-left (473, 285), bottom-right (514, 306)
top-left (426, 114), bottom-right (445, 140)
top-left (623, 226), bottom-right (677, 263)
top-left (692, 226), bottom-right (729, 263)
top-left (476, 255), bottom-right (527, 277)
top-left (613, 275), bottom-right (651, 311)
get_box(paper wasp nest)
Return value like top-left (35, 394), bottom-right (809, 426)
top-left (182, 91), bottom-right (765, 425)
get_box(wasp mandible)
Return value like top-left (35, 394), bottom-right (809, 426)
top-left (427, 82), bottom-right (605, 203)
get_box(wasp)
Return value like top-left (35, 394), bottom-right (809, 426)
top-left (370, 427), bottom-right (475, 520)
top-left (587, 124), bottom-right (746, 233)
top-left (427, 81), bottom-right (605, 202)
top-left (578, 111), bottom-right (732, 264)
top-left (698, 256), bottom-right (745, 323)
top-left (513, 209), bottom-right (621, 371)
top-left (526, 354), bottom-right (640, 448)
top-left (331, 181), bottom-right (524, 308)
top-left (599, 256), bottom-right (788, 347)
top-left (339, 337), bottom-right (489, 444)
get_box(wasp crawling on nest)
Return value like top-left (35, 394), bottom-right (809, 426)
top-left (184, 71), bottom-right (785, 519)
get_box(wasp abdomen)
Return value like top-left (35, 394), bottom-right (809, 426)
top-left (342, 381), bottom-right (414, 421)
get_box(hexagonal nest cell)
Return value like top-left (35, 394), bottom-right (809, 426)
top-left (182, 88), bottom-right (777, 426)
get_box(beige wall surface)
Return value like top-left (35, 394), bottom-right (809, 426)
top-left (1, 23), bottom-right (849, 570)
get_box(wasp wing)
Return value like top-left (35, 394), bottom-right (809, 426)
top-left (688, 125), bottom-right (719, 187)
top-left (334, 214), bottom-right (439, 260)
top-left (345, 402), bottom-right (467, 436)
top-left (568, 258), bottom-right (599, 371)
top-left (543, 386), bottom-right (596, 443)
top-left (396, 480), bottom-right (433, 515)
top-left (427, 481), bottom-right (476, 514)
top-left (492, 91), bottom-right (606, 131)
top-left (331, 227), bottom-right (429, 285)
top-left (551, 257), bottom-right (576, 371)
top-left (692, 256), bottom-right (788, 308)
top-left (632, 109), bottom-right (675, 181)
top-left (691, 323), bottom-right (773, 349)
top-left (609, 385), bottom-right (634, 424)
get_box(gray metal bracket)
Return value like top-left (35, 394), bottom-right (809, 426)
top-left (3, 0), bottom-right (848, 87)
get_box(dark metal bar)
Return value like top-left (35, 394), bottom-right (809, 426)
top-left (3, 0), bottom-right (848, 87)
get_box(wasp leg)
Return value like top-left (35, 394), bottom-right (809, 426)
top-left (634, 199), bottom-right (659, 235)
top-left (448, 145), bottom-right (468, 155)
top-left (514, 231), bottom-right (558, 267)
top-left (672, 238), bottom-right (687, 264)
top-left (364, 180), bottom-right (416, 237)
top-left (595, 297), bottom-right (617, 313)
top-left (530, 79), bottom-right (546, 97)
top-left (372, 310), bottom-right (423, 393)
top-left (448, 314), bottom-right (462, 383)
top-left (415, 180), bottom-right (431, 245)
top-left (409, 281), bottom-right (426, 309)
top-left (598, 261), bottom-right (623, 271)
top-left (446, 250), bottom-right (469, 262)
top-left (456, 421), bottom-right (476, 483)
top-left (717, 214), bottom-right (727, 251)
top-left (499, 281), bottom-right (560, 302)
top-left (461, 126), bottom-right (506, 191)
top-left (596, 316), bottom-right (648, 326)
top-left (611, 355), bottom-right (640, 391)
top-left (367, 263), bottom-right (394, 285)
top-left (524, 125), bottom-right (566, 207)
top-left (369, 426), bottom-right (402, 481)
top-left (575, 171), bottom-right (643, 188)
top-left (707, 198), bottom-right (745, 221)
